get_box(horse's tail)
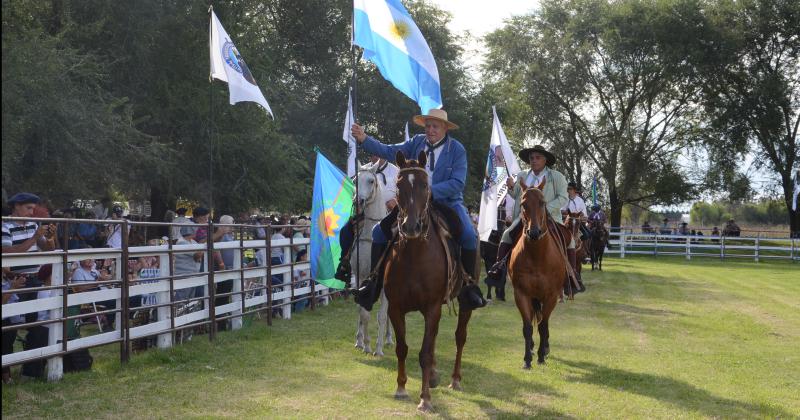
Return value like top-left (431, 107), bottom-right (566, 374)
top-left (531, 298), bottom-right (543, 326)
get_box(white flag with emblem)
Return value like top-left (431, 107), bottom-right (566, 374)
top-left (342, 89), bottom-right (357, 178)
top-left (209, 9), bottom-right (273, 118)
top-left (477, 106), bottom-right (521, 241)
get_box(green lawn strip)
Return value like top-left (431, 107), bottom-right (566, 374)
top-left (2, 259), bottom-right (798, 418)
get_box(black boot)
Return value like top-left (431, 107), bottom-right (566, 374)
top-left (334, 252), bottom-right (351, 283)
top-left (354, 242), bottom-right (386, 311)
top-left (458, 248), bottom-right (487, 311)
top-left (487, 241), bottom-right (513, 279)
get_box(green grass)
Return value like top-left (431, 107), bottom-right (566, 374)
top-left (3, 258), bottom-right (799, 419)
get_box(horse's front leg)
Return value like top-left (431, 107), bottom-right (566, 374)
top-left (355, 308), bottom-right (365, 350)
top-left (388, 306), bottom-right (408, 400)
top-left (537, 298), bottom-right (557, 364)
top-left (418, 305), bottom-right (442, 412)
top-left (515, 293), bottom-right (535, 369)
top-left (359, 307), bottom-right (372, 354)
top-left (374, 290), bottom-right (389, 356)
top-left (450, 306), bottom-right (472, 391)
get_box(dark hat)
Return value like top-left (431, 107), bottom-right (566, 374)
top-left (7, 192), bottom-right (40, 205)
top-left (193, 207), bottom-right (210, 216)
top-left (518, 145), bottom-right (556, 167)
top-left (112, 206), bottom-right (124, 215)
top-left (176, 207), bottom-right (188, 215)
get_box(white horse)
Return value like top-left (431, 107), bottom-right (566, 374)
top-left (353, 164), bottom-right (394, 356)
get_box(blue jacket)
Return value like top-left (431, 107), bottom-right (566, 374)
top-left (361, 133), bottom-right (467, 207)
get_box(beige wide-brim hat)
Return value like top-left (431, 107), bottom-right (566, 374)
top-left (412, 109), bottom-right (459, 130)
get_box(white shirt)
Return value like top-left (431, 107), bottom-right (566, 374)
top-left (525, 170), bottom-right (546, 188)
top-left (106, 224), bottom-right (122, 248)
top-left (561, 195), bottom-right (587, 217)
top-left (424, 137), bottom-right (446, 179)
top-left (171, 216), bottom-right (189, 240)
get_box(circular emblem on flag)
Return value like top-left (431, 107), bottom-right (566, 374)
top-left (222, 41), bottom-right (257, 85)
top-left (389, 20), bottom-right (411, 40)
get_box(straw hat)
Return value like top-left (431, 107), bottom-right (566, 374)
top-left (412, 109), bottom-right (459, 130)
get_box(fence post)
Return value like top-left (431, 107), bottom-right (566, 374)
top-left (231, 245), bottom-right (243, 331)
top-left (754, 234), bottom-right (760, 263)
top-left (46, 259), bottom-right (64, 381)
top-left (686, 236), bottom-right (691, 260)
top-left (721, 236), bottom-right (725, 260)
top-left (156, 252), bottom-right (172, 349)
top-left (620, 231), bottom-right (626, 258)
top-left (120, 221), bottom-right (130, 363)
top-left (654, 234), bottom-right (659, 257)
top-left (207, 219), bottom-right (216, 341)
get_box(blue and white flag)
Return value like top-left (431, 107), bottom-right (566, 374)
top-left (793, 170), bottom-right (799, 212)
top-left (210, 10), bottom-right (273, 118)
top-left (353, 0), bottom-right (442, 114)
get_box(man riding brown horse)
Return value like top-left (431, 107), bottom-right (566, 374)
top-left (487, 145), bottom-right (584, 294)
top-left (350, 109), bottom-right (486, 312)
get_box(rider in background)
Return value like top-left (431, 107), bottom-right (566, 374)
top-left (350, 109), bottom-right (486, 311)
top-left (561, 182), bottom-right (590, 241)
top-left (334, 154), bottom-right (398, 283)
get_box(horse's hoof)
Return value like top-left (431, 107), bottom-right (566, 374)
top-left (355, 343), bottom-right (364, 350)
top-left (523, 362), bottom-right (531, 370)
top-left (537, 358), bottom-right (546, 365)
top-left (394, 389), bottom-right (409, 400)
top-left (372, 350), bottom-right (384, 357)
top-left (363, 347), bottom-right (372, 354)
top-left (449, 381), bottom-right (462, 391)
top-left (417, 400), bottom-right (433, 412)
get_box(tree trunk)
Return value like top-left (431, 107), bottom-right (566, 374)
top-left (780, 171), bottom-right (800, 237)
top-left (609, 187), bottom-right (623, 231)
top-left (148, 185), bottom-right (174, 238)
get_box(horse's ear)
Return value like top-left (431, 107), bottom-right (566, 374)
top-left (396, 151), bottom-right (406, 168)
top-left (520, 179), bottom-right (528, 191)
top-left (537, 177), bottom-right (546, 191)
top-left (417, 150), bottom-right (427, 168)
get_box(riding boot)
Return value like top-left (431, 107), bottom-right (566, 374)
top-left (333, 252), bottom-right (351, 282)
top-left (579, 223), bottom-right (590, 241)
top-left (487, 241), bottom-right (513, 281)
top-left (354, 242), bottom-right (386, 312)
top-left (458, 248), bottom-right (487, 311)
top-left (567, 248), bottom-right (585, 293)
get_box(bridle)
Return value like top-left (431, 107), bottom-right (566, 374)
top-left (521, 189), bottom-right (549, 241)
top-left (396, 166), bottom-right (431, 242)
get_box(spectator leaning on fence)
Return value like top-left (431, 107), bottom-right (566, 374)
top-left (104, 206), bottom-right (126, 248)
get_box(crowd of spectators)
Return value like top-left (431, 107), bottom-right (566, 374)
top-left (2, 191), bottom-right (314, 382)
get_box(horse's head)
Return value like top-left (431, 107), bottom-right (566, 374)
top-left (355, 164), bottom-right (380, 209)
top-left (395, 151), bottom-right (430, 240)
top-left (519, 179), bottom-right (548, 241)
top-left (565, 212), bottom-right (581, 236)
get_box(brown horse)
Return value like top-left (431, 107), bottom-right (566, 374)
top-left (508, 182), bottom-right (570, 368)
top-left (384, 150), bottom-right (473, 412)
top-left (564, 212), bottom-right (585, 278)
top-left (589, 221), bottom-right (607, 271)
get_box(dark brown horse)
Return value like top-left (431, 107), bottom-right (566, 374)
top-left (564, 212), bottom-right (585, 278)
top-left (384, 151), bottom-right (473, 412)
top-left (589, 221), bottom-right (607, 271)
top-left (508, 182), bottom-right (570, 368)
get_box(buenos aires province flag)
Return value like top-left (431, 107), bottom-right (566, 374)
top-left (310, 151), bottom-right (355, 289)
top-left (209, 10), bottom-right (273, 118)
top-left (354, 0), bottom-right (442, 114)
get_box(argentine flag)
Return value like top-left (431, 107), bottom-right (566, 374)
top-left (354, 0), bottom-right (442, 114)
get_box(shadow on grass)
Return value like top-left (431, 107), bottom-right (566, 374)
top-left (358, 353), bottom-right (571, 419)
top-left (556, 358), bottom-right (793, 418)
top-left (591, 301), bottom-right (687, 318)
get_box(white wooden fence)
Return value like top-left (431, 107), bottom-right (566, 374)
top-left (605, 231), bottom-right (800, 262)
top-left (2, 223), bottom-right (339, 382)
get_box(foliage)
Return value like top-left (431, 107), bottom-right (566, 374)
top-left (482, 0), bottom-right (703, 227)
top-left (690, 199), bottom-right (789, 226)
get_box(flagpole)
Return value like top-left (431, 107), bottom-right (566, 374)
top-left (351, 7), bottom-right (360, 292)
top-left (208, 5), bottom-right (215, 214)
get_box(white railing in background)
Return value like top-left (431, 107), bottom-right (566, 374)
top-left (605, 231), bottom-right (799, 262)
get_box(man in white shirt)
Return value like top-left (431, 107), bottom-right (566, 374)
top-left (104, 206), bottom-right (125, 248)
top-left (560, 182), bottom-right (590, 240)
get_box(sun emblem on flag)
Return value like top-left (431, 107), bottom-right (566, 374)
top-left (389, 19), bottom-right (411, 40)
top-left (318, 207), bottom-right (341, 238)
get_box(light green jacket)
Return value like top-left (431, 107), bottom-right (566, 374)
top-left (509, 168), bottom-right (569, 224)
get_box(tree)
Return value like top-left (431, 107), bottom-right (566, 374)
top-left (693, 0), bottom-right (800, 234)
top-left (483, 0), bottom-right (702, 227)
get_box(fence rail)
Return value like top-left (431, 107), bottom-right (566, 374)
top-left (606, 231), bottom-right (799, 262)
top-left (2, 217), bottom-right (342, 381)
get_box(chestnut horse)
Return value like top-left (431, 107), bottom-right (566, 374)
top-left (564, 211), bottom-right (585, 279)
top-left (508, 182), bottom-right (570, 367)
top-left (384, 151), bottom-right (473, 412)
